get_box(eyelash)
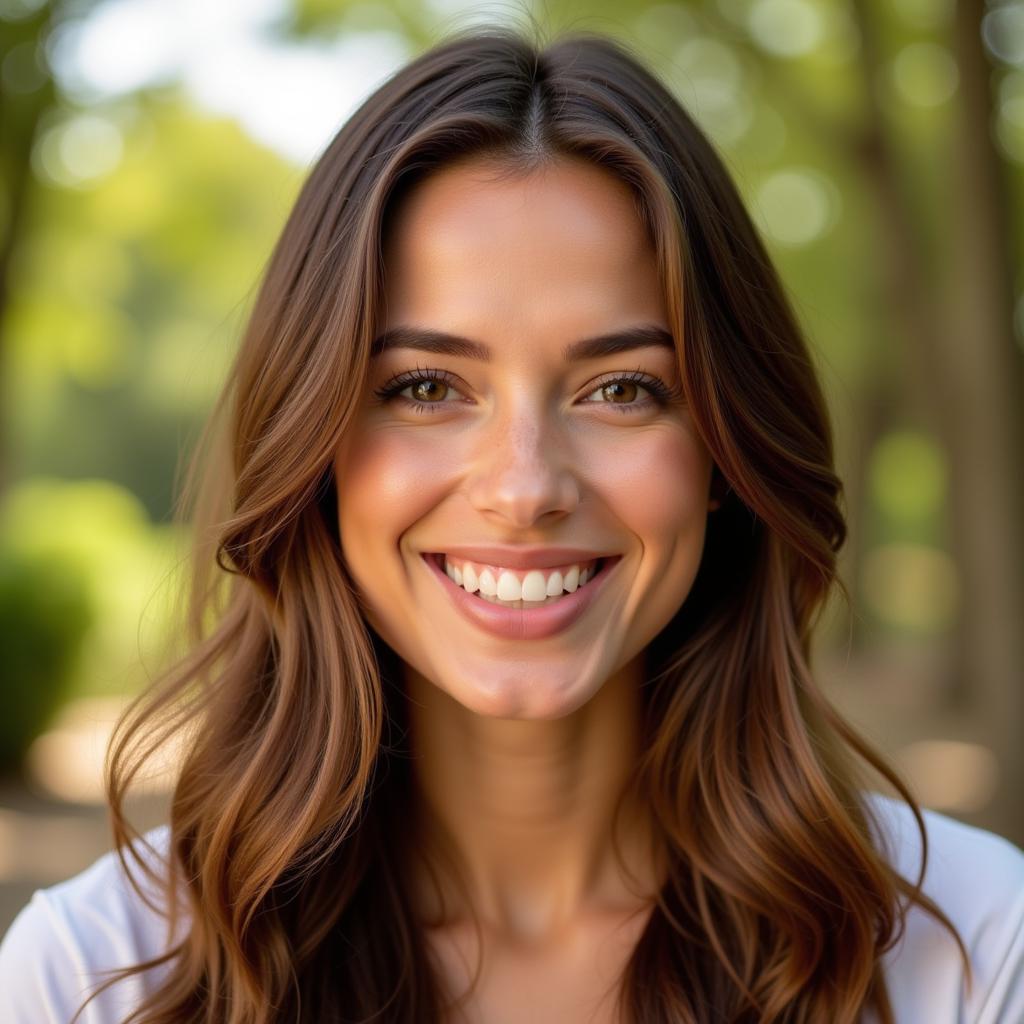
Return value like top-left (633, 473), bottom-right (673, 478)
top-left (373, 365), bottom-right (682, 416)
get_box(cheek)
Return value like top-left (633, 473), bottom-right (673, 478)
top-left (334, 427), bottom-right (461, 578)
top-left (587, 425), bottom-right (712, 537)
top-left (589, 425), bottom-right (712, 633)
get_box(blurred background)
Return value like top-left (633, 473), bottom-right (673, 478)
top-left (1, 0), bottom-right (1022, 931)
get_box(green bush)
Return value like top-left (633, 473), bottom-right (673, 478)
top-left (0, 547), bottom-right (93, 772)
top-left (0, 476), bottom-right (186, 771)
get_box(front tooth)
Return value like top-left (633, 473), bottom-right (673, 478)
top-left (546, 570), bottom-right (563, 596)
top-left (521, 570), bottom-right (548, 602)
top-left (452, 563), bottom-right (463, 586)
top-left (478, 568), bottom-right (498, 596)
top-left (579, 566), bottom-right (589, 585)
top-left (563, 565), bottom-right (580, 592)
top-left (462, 563), bottom-right (479, 593)
top-left (496, 570), bottom-right (523, 601)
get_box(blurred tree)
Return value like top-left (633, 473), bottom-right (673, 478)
top-left (6, 96), bottom-right (297, 517)
top-left (720, 0), bottom-right (1024, 837)
top-left (1, 0), bottom-right (63, 490)
top-left (3, 2), bottom-right (299, 517)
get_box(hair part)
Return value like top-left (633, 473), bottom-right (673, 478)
top-left (85, 24), bottom-right (967, 1024)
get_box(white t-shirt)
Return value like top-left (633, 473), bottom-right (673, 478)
top-left (1, 794), bottom-right (1022, 1022)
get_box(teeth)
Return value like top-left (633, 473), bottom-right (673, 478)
top-left (478, 568), bottom-right (498, 596)
top-left (442, 555), bottom-right (603, 605)
top-left (563, 566), bottom-right (580, 593)
top-left (476, 592), bottom-right (568, 608)
top-left (521, 571), bottom-right (548, 602)
top-left (496, 571), bottom-right (522, 601)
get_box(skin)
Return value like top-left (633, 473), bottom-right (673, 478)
top-left (333, 155), bottom-right (717, 1019)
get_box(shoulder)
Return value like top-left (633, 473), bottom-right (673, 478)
top-left (0, 824), bottom-right (182, 1024)
top-left (863, 792), bottom-right (1024, 1024)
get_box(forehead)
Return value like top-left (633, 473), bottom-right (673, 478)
top-left (378, 156), bottom-right (669, 356)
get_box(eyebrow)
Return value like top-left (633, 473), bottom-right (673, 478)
top-left (369, 323), bottom-right (677, 362)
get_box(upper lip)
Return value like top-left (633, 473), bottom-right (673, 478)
top-left (425, 546), bottom-right (618, 570)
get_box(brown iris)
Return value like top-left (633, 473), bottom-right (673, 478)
top-left (601, 381), bottom-right (638, 403)
top-left (412, 380), bottom-right (447, 401)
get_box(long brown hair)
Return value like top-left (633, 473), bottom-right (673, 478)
top-left (87, 25), bottom-right (966, 1024)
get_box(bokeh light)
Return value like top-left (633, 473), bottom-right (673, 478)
top-left (889, 41), bottom-right (959, 107)
top-left (869, 431), bottom-right (947, 525)
top-left (896, 739), bottom-right (999, 813)
top-left (982, 2), bottom-right (1024, 67)
top-left (752, 167), bottom-right (842, 247)
top-left (747, 0), bottom-right (826, 59)
top-left (862, 543), bottom-right (959, 632)
top-left (32, 113), bottom-right (125, 189)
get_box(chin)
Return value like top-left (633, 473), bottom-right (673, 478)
top-left (442, 666), bottom-right (601, 720)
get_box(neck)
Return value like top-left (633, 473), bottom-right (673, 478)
top-left (403, 654), bottom-right (664, 943)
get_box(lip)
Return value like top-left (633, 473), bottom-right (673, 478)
top-left (428, 545), bottom-right (616, 571)
top-left (422, 552), bottom-right (622, 641)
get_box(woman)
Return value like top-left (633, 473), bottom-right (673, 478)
top-left (1, 26), bottom-right (1022, 1024)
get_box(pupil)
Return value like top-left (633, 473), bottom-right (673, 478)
top-left (605, 382), bottom-right (635, 402)
top-left (415, 381), bottom-right (443, 400)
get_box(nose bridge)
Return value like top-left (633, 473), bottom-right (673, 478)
top-left (466, 385), bottom-right (579, 524)
top-left (494, 389), bottom-right (549, 460)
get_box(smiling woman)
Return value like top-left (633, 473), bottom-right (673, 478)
top-left (335, 154), bottom-right (714, 704)
top-left (2, 24), bottom-right (1023, 1024)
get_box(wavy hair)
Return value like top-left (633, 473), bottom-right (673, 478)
top-left (85, 25), bottom-right (966, 1024)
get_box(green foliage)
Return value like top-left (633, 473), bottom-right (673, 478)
top-left (7, 92), bottom-right (299, 520)
top-left (0, 478), bottom-right (187, 753)
top-left (0, 548), bottom-right (92, 770)
top-left (0, 525), bottom-right (93, 773)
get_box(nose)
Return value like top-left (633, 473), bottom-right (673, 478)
top-left (464, 399), bottom-right (581, 529)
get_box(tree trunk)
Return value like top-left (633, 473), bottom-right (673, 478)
top-left (0, 3), bottom-right (58, 494)
top-left (849, 0), bottom-right (1024, 841)
top-left (938, 0), bottom-right (1024, 842)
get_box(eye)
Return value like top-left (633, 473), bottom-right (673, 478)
top-left (581, 370), bottom-right (681, 413)
top-left (373, 366), bottom-right (466, 415)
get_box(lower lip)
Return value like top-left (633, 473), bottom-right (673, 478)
top-left (422, 553), bottom-right (622, 641)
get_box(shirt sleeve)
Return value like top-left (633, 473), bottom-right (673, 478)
top-left (977, 890), bottom-right (1024, 1024)
top-left (0, 827), bottom-right (178, 1024)
top-left (0, 890), bottom-right (100, 1024)
top-left (865, 793), bottom-right (1024, 1023)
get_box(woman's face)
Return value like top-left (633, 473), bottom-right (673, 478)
top-left (333, 155), bottom-right (715, 719)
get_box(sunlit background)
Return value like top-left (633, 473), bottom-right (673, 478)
top-left (1, 0), bottom-right (1022, 930)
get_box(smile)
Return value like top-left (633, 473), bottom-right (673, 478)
top-left (421, 552), bottom-right (622, 641)
top-left (438, 553), bottom-right (604, 605)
